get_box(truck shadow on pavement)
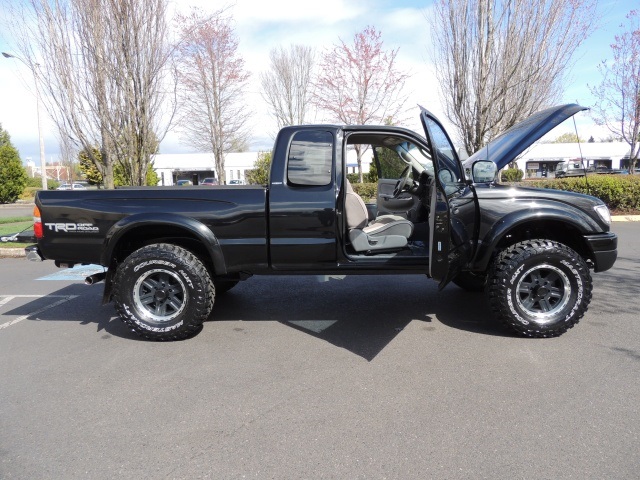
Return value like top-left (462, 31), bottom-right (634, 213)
top-left (589, 256), bottom-right (640, 316)
top-left (211, 275), bottom-right (513, 361)
top-left (4, 275), bottom-right (514, 359)
top-left (2, 284), bottom-right (140, 341)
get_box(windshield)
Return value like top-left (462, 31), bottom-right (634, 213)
top-left (394, 142), bottom-right (433, 176)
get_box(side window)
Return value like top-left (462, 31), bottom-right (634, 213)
top-left (287, 130), bottom-right (333, 186)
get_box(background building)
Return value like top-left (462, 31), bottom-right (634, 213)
top-left (152, 152), bottom-right (259, 185)
top-left (513, 142), bottom-right (638, 178)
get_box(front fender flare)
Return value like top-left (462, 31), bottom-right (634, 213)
top-left (472, 207), bottom-right (598, 271)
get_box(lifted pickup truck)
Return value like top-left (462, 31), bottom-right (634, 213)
top-left (28, 104), bottom-right (617, 340)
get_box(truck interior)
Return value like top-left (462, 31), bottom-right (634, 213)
top-left (342, 132), bottom-right (435, 258)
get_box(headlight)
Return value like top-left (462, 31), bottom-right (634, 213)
top-left (594, 204), bottom-right (611, 226)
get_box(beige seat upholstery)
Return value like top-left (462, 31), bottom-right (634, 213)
top-left (344, 180), bottom-right (413, 252)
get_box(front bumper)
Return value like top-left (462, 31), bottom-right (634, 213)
top-left (584, 232), bottom-right (617, 272)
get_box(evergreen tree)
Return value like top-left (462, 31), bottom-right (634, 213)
top-left (0, 124), bottom-right (28, 203)
top-left (78, 147), bottom-right (104, 186)
top-left (245, 152), bottom-right (271, 185)
top-left (79, 146), bottom-right (159, 186)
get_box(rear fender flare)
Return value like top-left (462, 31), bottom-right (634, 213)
top-left (100, 213), bottom-right (227, 275)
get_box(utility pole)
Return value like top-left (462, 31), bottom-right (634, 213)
top-left (2, 52), bottom-right (48, 190)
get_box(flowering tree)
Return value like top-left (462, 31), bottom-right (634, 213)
top-left (590, 10), bottom-right (640, 174)
top-left (313, 26), bottom-right (409, 182)
top-left (175, 8), bottom-right (250, 185)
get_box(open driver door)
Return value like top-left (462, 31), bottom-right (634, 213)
top-left (420, 107), bottom-right (474, 289)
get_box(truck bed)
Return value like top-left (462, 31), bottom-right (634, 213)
top-left (36, 186), bottom-right (268, 270)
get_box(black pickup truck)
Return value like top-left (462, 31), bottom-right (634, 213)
top-left (28, 104), bottom-right (617, 340)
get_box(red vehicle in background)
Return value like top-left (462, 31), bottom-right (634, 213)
top-left (201, 177), bottom-right (219, 186)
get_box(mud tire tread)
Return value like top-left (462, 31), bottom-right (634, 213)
top-left (113, 243), bottom-right (215, 341)
top-left (487, 239), bottom-right (592, 338)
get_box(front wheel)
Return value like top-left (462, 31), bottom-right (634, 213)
top-left (452, 271), bottom-right (487, 292)
top-left (113, 243), bottom-right (215, 340)
top-left (487, 239), bottom-right (592, 338)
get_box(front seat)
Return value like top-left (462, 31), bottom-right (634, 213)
top-left (344, 180), bottom-right (414, 253)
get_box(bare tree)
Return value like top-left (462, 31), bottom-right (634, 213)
top-left (313, 26), bottom-right (410, 182)
top-left (5, 0), bottom-right (176, 188)
top-left (429, 0), bottom-right (596, 155)
top-left (175, 8), bottom-right (250, 185)
top-left (260, 45), bottom-right (315, 130)
top-left (57, 132), bottom-right (77, 184)
top-left (590, 10), bottom-right (640, 174)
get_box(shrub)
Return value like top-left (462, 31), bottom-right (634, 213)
top-left (25, 177), bottom-right (60, 190)
top-left (500, 168), bottom-right (524, 182)
top-left (527, 174), bottom-right (640, 212)
top-left (346, 173), bottom-right (360, 184)
top-left (20, 186), bottom-right (40, 200)
top-left (351, 182), bottom-right (377, 202)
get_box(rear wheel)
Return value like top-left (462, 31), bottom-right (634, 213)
top-left (487, 239), bottom-right (592, 338)
top-left (113, 243), bottom-right (214, 340)
top-left (213, 279), bottom-right (239, 295)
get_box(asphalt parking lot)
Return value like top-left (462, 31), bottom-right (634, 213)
top-left (1, 223), bottom-right (639, 479)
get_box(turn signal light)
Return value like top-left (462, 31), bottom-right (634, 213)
top-left (33, 205), bottom-right (43, 239)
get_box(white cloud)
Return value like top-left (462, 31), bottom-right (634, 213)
top-left (0, 0), bottom-right (632, 161)
top-left (231, 0), bottom-right (367, 25)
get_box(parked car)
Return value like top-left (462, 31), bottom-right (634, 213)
top-left (176, 180), bottom-right (192, 186)
top-left (228, 179), bottom-right (244, 185)
top-left (201, 177), bottom-right (219, 186)
top-left (56, 183), bottom-right (87, 191)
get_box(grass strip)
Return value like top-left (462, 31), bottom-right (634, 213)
top-left (0, 216), bottom-right (32, 224)
top-left (0, 222), bottom-right (33, 237)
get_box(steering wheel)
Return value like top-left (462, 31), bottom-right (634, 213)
top-left (393, 165), bottom-right (412, 198)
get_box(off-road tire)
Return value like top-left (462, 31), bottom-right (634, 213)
top-left (113, 243), bottom-right (215, 341)
top-left (452, 271), bottom-right (487, 292)
top-left (487, 239), bottom-right (592, 338)
top-left (213, 279), bottom-right (239, 295)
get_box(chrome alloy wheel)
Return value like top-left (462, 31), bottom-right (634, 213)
top-left (133, 268), bottom-right (187, 322)
top-left (515, 264), bottom-right (571, 323)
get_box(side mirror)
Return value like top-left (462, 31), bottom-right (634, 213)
top-left (472, 160), bottom-right (497, 183)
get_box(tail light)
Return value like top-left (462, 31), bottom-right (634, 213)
top-left (33, 205), bottom-right (43, 239)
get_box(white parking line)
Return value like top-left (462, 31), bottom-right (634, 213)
top-left (0, 296), bottom-right (14, 307)
top-left (0, 295), bottom-right (79, 331)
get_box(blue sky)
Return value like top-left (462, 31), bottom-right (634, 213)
top-left (0, 0), bottom-right (634, 163)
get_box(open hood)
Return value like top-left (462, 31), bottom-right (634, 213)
top-left (463, 104), bottom-right (588, 171)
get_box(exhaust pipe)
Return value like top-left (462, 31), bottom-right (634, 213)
top-left (85, 271), bottom-right (107, 285)
top-left (25, 245), bottom-right (44, 262)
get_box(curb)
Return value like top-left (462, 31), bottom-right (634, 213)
top-left (611, 215), bottom-right (640, 222)
top-left (0, 248), bottom-right (27, 258)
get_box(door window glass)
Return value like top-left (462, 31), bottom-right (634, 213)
top-left (374, 142), bottom-right (433, 179)
top-left (374, 146), bottom-right (407, 179)
top-left (425, 117), bottom-right (463, 184)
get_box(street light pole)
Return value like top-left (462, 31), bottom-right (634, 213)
top-left (2, 52), bottom-right (48, 190)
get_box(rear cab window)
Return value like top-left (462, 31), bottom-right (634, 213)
top-left (287, 130), bottom-right (333, 186)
